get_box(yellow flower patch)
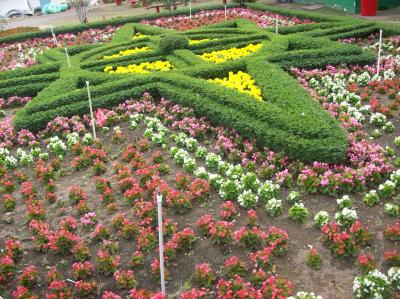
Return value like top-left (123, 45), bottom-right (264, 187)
top-left (208, 71), bottom-right (262, 100)
top-left (189, 38), bottom-right (217, 45)
top-left (102, 46), bottom-right (150, 60)
top-left (199, 43), bottom-right (262, 64)
top-left (104, 60), bottom-right (174, 74)
top-left (132, 33), bottom-right (148, 40)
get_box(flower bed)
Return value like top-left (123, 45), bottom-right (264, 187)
top-left (199, 43), bottom-right (262, 63)
top-left (208, 71), bottom-right (262, 100)
top-left (0, 26), bottom-right (119, 71)
top-left (1, 4), bottom-right (400, 298)
top-left (104, 60), bottom-right (174, 74)
top-left (140, 8), bottom-right (313, 31)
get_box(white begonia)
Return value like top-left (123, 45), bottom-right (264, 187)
top-left (370, 112), bottom-right (387, 127)
top-left (258, 180), bottom-right (280, 203)
top-left (336, 195), bottom-right (352, 209)
top-left (287, 291), bottom-right (324, 299)
top-left (388, 267), bottom-right (400, 290)
top-left (335, 207), bottom-right (358, 227)
top-left (353, 269), bottom-right (390, 299)
top-left (195, 146), bottom-right (208, 159)
top-left (384, 203), bottom-right (399, 217)
top-left (194, 167), bottom-right (209, 180)
top-left (66, 132), bottom-right (80, 147)
top-left (237, 190), bottom-right (258, 209)
top-left (390, 169), bottom-right (400, 186)
top-left (4, 156), bottom-right (17, 169)
top-left (0, 147), bottom-right (10, 160)
top-left (82, 133), bottom-right (94, 145)
top-left (47, 136), bottom-right (67, 157)
top-left (313, 211), bottom-right (330, 228)
top-left (205, 152), bottom-right (222, 171)
top-left (265, 198), bottom-right (282, 217)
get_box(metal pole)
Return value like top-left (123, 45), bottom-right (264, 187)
top-left (64, 48), bottom-right (71, 68)
top-left (376, 29), bottom-right (383, 77)
top-left (85, 81), bottom-right (97, 139)
top-left (275, 16), bottom-right (279, 34)
top-left (189, 1), bottom-right (192, 19)
top-left (157, 189), bottom-right (166, 295)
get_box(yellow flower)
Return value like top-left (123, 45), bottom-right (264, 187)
top-left (208, 71), bottom-right (263, 100)
top-left (132, 33), bottom-right (148, 40)
top-left (189, 38), bottom-right (217, 45)
top-left (199, 43), bottom-right (262, 64)
top-left (104, 60), bottom-right (174, 74)
top-left (102, 46), bottom-right (150, 60)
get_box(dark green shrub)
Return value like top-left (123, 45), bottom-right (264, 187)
top-left (159, 35), bottom-right (189, 54)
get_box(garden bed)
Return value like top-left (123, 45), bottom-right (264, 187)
top-left (0, 3), bottom-right (399, 299)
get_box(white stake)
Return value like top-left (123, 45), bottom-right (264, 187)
top-left (275, 16), bottom-right (279, 34)
top-left (189, 1), bottom-right (192, 19)
top-left (50, 25), bottom-right (59, 47)
top-left (64, 48), bottom-right (71, 68)
top-left (224, 5), bottom-right (227, 22)
top-left (86, 81), bottom-right (97, 139)
top-left (157, 189), bottom-right (166, 295)
top-left (376, 29), bottom-right (383, 77)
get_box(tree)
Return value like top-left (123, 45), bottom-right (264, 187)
top-left (68, 0), bottom-right (90, 24)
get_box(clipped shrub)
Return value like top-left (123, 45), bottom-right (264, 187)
top-left (159, 35), bottom-right (189, 54)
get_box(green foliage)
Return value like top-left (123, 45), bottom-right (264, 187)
top-left (159, 35), bottom-right (190, 54)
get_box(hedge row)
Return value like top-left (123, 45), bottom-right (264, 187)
top-left (0, 63), bottom-right (60, 80)
top-left (269, 37), bottom-right (376, 69)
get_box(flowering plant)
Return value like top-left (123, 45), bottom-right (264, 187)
top-left (362, 190), bottom-right (379, 207)
top-left (225, 256), bottom-right (246, 278)
top-left (219, 201), bottom-right (237, 221)
top-left (388, 267), bottom-right (400, 291)
top-left (313, 211), bottom-right (330, 228)
top-left (234, 226), bottom-right (266, 251)
top-left (353, 269), bottom-right (390, 299)
top-left (72, 261), bottom-right (94, 280)
top-left (210, 221), bottom-right (233, 245)
top-left (306, 247), bottom-right (323, 270)
top-left (237, 190), bottom-right (258, 209)
top-left (335, 208), bottom-right (358, 228)
top-left (357, 253), bottom-right (376, 274)
top-left (288, 203), bottom-right (309, 223)
top-left (384, 203), bottom-right (399, 216)
top-left (194, 263), bottom-right (216, 288)
top-left (385, 250), bottom-right (400, 267)
top-left (96, 250), bottom-right (120, 276)
top-left (114, 270), bottom-right (138, 289)
top-left (384, 222), bottom-right (400, 242)
top-left (265, 198), bottom-right (282, 217)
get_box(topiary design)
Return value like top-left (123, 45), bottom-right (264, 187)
top-left (0, 8), bottom-right (378, 163)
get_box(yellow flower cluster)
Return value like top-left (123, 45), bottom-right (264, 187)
top-left (132, 33), bottom-right (148, 40)
top-left (199, 43), bottom-right (262, 64)
top-left (104, 60), bottom-right (174, 74)
top-left (102, 46), bottom-right (150, 60)
top-left (208, 71), bottom-right (262, 100)
top-left (189, 38), bottom-right (216, 45)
